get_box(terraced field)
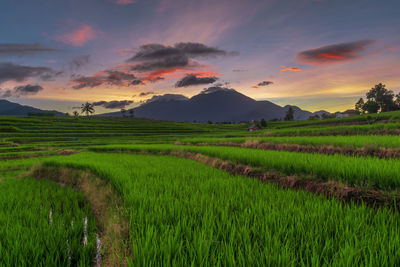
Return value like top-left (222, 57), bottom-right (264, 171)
top-left (1, 114), bottom-right (400, 266)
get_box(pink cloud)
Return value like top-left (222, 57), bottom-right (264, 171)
top-left (115, 0), bottom-right (136, 5)
top-left (55, 25), bottom-right (96, 46)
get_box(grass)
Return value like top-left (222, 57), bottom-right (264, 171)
top-left (90, 144), bottom-right (400, 190)
top-left (2, 113), bottom-right (400, 265)
top-left (39, 152), bottom-right (400, 266)
top-left (0, 177), bottom-right (98, 266)
top-left (180, 135), bottom-right (400, 149)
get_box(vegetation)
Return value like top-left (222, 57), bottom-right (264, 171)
top-left (1, 111), bottom-right (400, 265)
top-left (355, 83), bottom-right (400, 114)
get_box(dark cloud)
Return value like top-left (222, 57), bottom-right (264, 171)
top-left (70, 55), bottom-right (90, 70)
top-left (131, 79), bottom-right (144, 85)
top-left (139, 91), bottom-right (155, 96)
top-left (1, 84), bottom-right (43, 98)
top-left (175, 74), bottom-right (218, 87)
top-left (145, 94), bottom-right (188, 103)
top-left (93, 100), bottom-right (134, 109)
top-left (201, 86), bottom-right (234, 94)
top-left (257, 81), bottom-right (273, 86)
top-left (0, 43), bottom-right (58, 56)
top-left (0, 63), bottom-right (59, 84)
top-left (0, 89), bottom-right (12, 98)
top-left (296, 40), bottom-right (376, 65)
top-left (71, 70), bottom-right (143, 89)
top-left (129, 54), bottom-right (189, 72)
top-left (126, 42), bottom-right (234, 73)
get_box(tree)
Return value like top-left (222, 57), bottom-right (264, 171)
top-left (129, 109), bottom-right (134, 118)
top-left (355, 98), bottom-right (364, 114)
top-left (395, 93), bottom-right (400, 109)
top-left (120, 108), bottom-right (126, 117)
top-left (365, 83), bottom-right (395, 112)
top-left (73, 111), bottom-right (79, 117)
top-left (308, 114), bottom-right (320, 120)
top-left (284, 107), bottom-right (294, 121)
top-left (362, 100), bottom-right (379, 114)
top-left (260, 118), bottom-right (267, 127)
top-left (81, 102), bottom-right (95, 116)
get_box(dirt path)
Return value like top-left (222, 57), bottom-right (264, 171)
top-left (32, 167), bottom-right (132, 266)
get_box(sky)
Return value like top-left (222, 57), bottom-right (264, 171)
top-left (1, 0), bottom-right (400, 113)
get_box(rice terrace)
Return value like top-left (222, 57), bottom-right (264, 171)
top-left (1, 0), bottom-right (400, 266)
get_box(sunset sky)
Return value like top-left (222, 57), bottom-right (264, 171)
top-left (1, 0), bottom-right (400, 113)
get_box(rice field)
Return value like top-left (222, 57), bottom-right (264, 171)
top-left (1, 114), bottom-right (400, 265)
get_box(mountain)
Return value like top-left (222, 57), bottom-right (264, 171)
top-left (102, 87), bottom-right (318, 122)
top-left (0, 99), bottom-right (63, 116)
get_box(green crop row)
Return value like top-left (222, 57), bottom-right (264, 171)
top-left (90, 144), bottom-right (400, 190)
top-left (180, 135), bottom-right (400, 149)
top-left (0, 177), bottom-right (97, 266)
top-left (40, 152), bottom-right (400, 266)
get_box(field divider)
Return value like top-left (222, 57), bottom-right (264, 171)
top-left (90, 147), bottom-right (400, 211)
top-left (31, 166), bottom-right (132, 266)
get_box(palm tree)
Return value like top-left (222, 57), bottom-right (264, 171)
top-left (81, 102), bottom-right (95, 116)
top-left (73, 111), bottom-right (79, 117)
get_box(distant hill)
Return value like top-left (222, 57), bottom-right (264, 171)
top-left (0, 99), bottom-right (63, 116)
top-left (102, 87), bottom-right (322, 122)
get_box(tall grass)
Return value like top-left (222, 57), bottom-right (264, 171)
top-left (90, 144), bottom-right (400, 190)
top-left (0, 178), bottom-right (97, 266)
top-left (181, 135), bottom-right (400, 149)
top-left (42, 152), bottom-right (400, 266)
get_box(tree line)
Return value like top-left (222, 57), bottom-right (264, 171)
top-left (355, 83), bottom-right (400, 114)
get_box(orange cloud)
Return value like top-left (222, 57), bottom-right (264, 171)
top-left (251, 86), bottom-right (259, 89)
top-left (55, 25), bottom-right (96, 46)
top-left (280, 67), bottom-right (302, 72)
top-left (296, 40), bottom-right (375, 65)
top-left (115, 0), bottom-right (136, 5)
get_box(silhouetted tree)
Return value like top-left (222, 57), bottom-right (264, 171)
top-left (308, 114), bottom-right (320, 120)
top-left (363, 100), bottom-right (379, 114)
top-left (284, 107), bottom-right (294, 121)
top-left (395, 93), bottom-right (400, 109)
top-left (81, 102), bottom-right (95, 116)
top-left (73, 111), bottom-right (79, 117)
top-left (260, 118), bottom-right (267, 127)
top-left (129, 109), bottom-right (134, 118)
top-left (365, 83), bottom-right (396, 112)
top-left (120, 108), bottom-right (126, 117)
top-left (355, 98), bottom-right (364, 114)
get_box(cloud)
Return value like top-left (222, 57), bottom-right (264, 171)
top-left (280, 66), bottom-right (302, 72)
top-left (145, 94), bottom-right (188, 103)
top-left (251, 86), bottom-right (259, 89)
top-left (201, 86), bottom-right (234, 94)
top-left (115, 0), bottom-right (135, 4)
top-left (139, 91), bottom-right (155, 96)
top-left (70, 55), bottom-right (90, 71)
top-left (55, 25), bottom-right (96, 46)
top-left (257, 81), bottom-right (273, 86)
top-left (296, 40), bottom-right (376, 65)
top-left (0, 62), bottom-right (58, 84)
top-left (175, 74), bottom-right (218, 87)
top-left (1, 84), bottom-right (43, 98)
top-left (232, 69), bottom-right (248, 72)
top-left (93, 100), bottom-right (134, 109)
top-left (71, 70), bottom-right (143, 89)
top-left (126, 42), bottom-right (233, 78)
top-left (0, 43), bottom-right (58, 57)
